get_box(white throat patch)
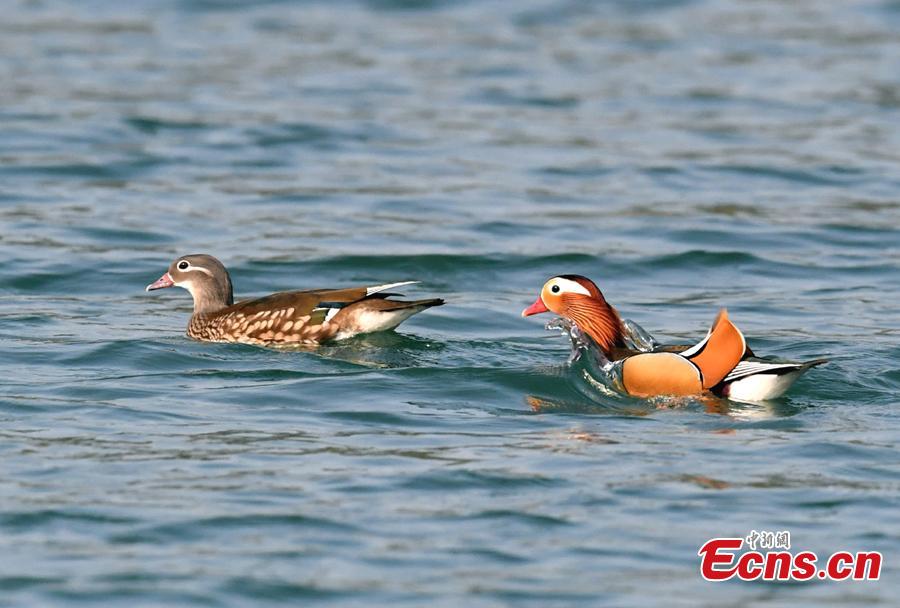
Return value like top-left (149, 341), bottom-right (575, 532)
top-left (172, 276), bottom-right (197, 297)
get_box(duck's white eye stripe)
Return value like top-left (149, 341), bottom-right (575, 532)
top-left (183, 266), bottom-right (213, 277)
top-left (553, 278), bottom-right (591, 296)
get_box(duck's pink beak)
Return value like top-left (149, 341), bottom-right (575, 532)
top-left (146, 272), bottom-right (175, 291)
top-left (521, 296), bottom-right (549, 317)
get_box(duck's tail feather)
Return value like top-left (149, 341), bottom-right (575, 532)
top-left (721, 358), bottom-right (828, 384)
top-left (716, 358), bottom-right (827, 402)
top-left (376, 297), bottom-right (445, 312)
top-left (333, 297), bottom-right (444, 336)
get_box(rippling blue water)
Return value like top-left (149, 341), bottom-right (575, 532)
top-left (1, 0), bottom-right (899, 605)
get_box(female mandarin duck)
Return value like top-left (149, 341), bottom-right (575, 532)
top-left (522, 275), bottom-right (825, 401)
top-left (146, 254), bottom-right (443, 346)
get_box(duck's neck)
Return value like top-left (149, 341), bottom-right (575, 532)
top-left (566, 297), bottom-right (625, 356)
top-left (188, 283), bottom-right (233, 315)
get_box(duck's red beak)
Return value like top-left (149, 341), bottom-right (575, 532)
top-left (521, 296), bottom-right (549, 317)
top-left (146, 272), bottom-right (175, 291)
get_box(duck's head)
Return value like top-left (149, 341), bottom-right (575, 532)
top-left (522, 274), bottom-right (624, 353)
top-left (146, 254), bottom-right (234, 314)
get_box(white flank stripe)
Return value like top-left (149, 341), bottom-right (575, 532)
top-left (366, 281), bottom-right (418, 296)
top-left (680, 314), bottom-right (746, 360)
top-left (680, 330), bottom-right (712, 358)
top-left (324, 308), bottom-right (341, 322)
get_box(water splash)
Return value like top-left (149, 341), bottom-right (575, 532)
top-left (544, 316), bottom-right (627, 398)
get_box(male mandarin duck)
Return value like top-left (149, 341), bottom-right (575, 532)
top-left (522, 275), bottom-right (825, 401)
top-left (146, 254), bottom-right (443, 346)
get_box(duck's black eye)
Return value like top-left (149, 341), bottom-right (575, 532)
top-left (551, 285), bottom-right (560, 293)
top-left (177, 261), bottom-right (189, 270)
